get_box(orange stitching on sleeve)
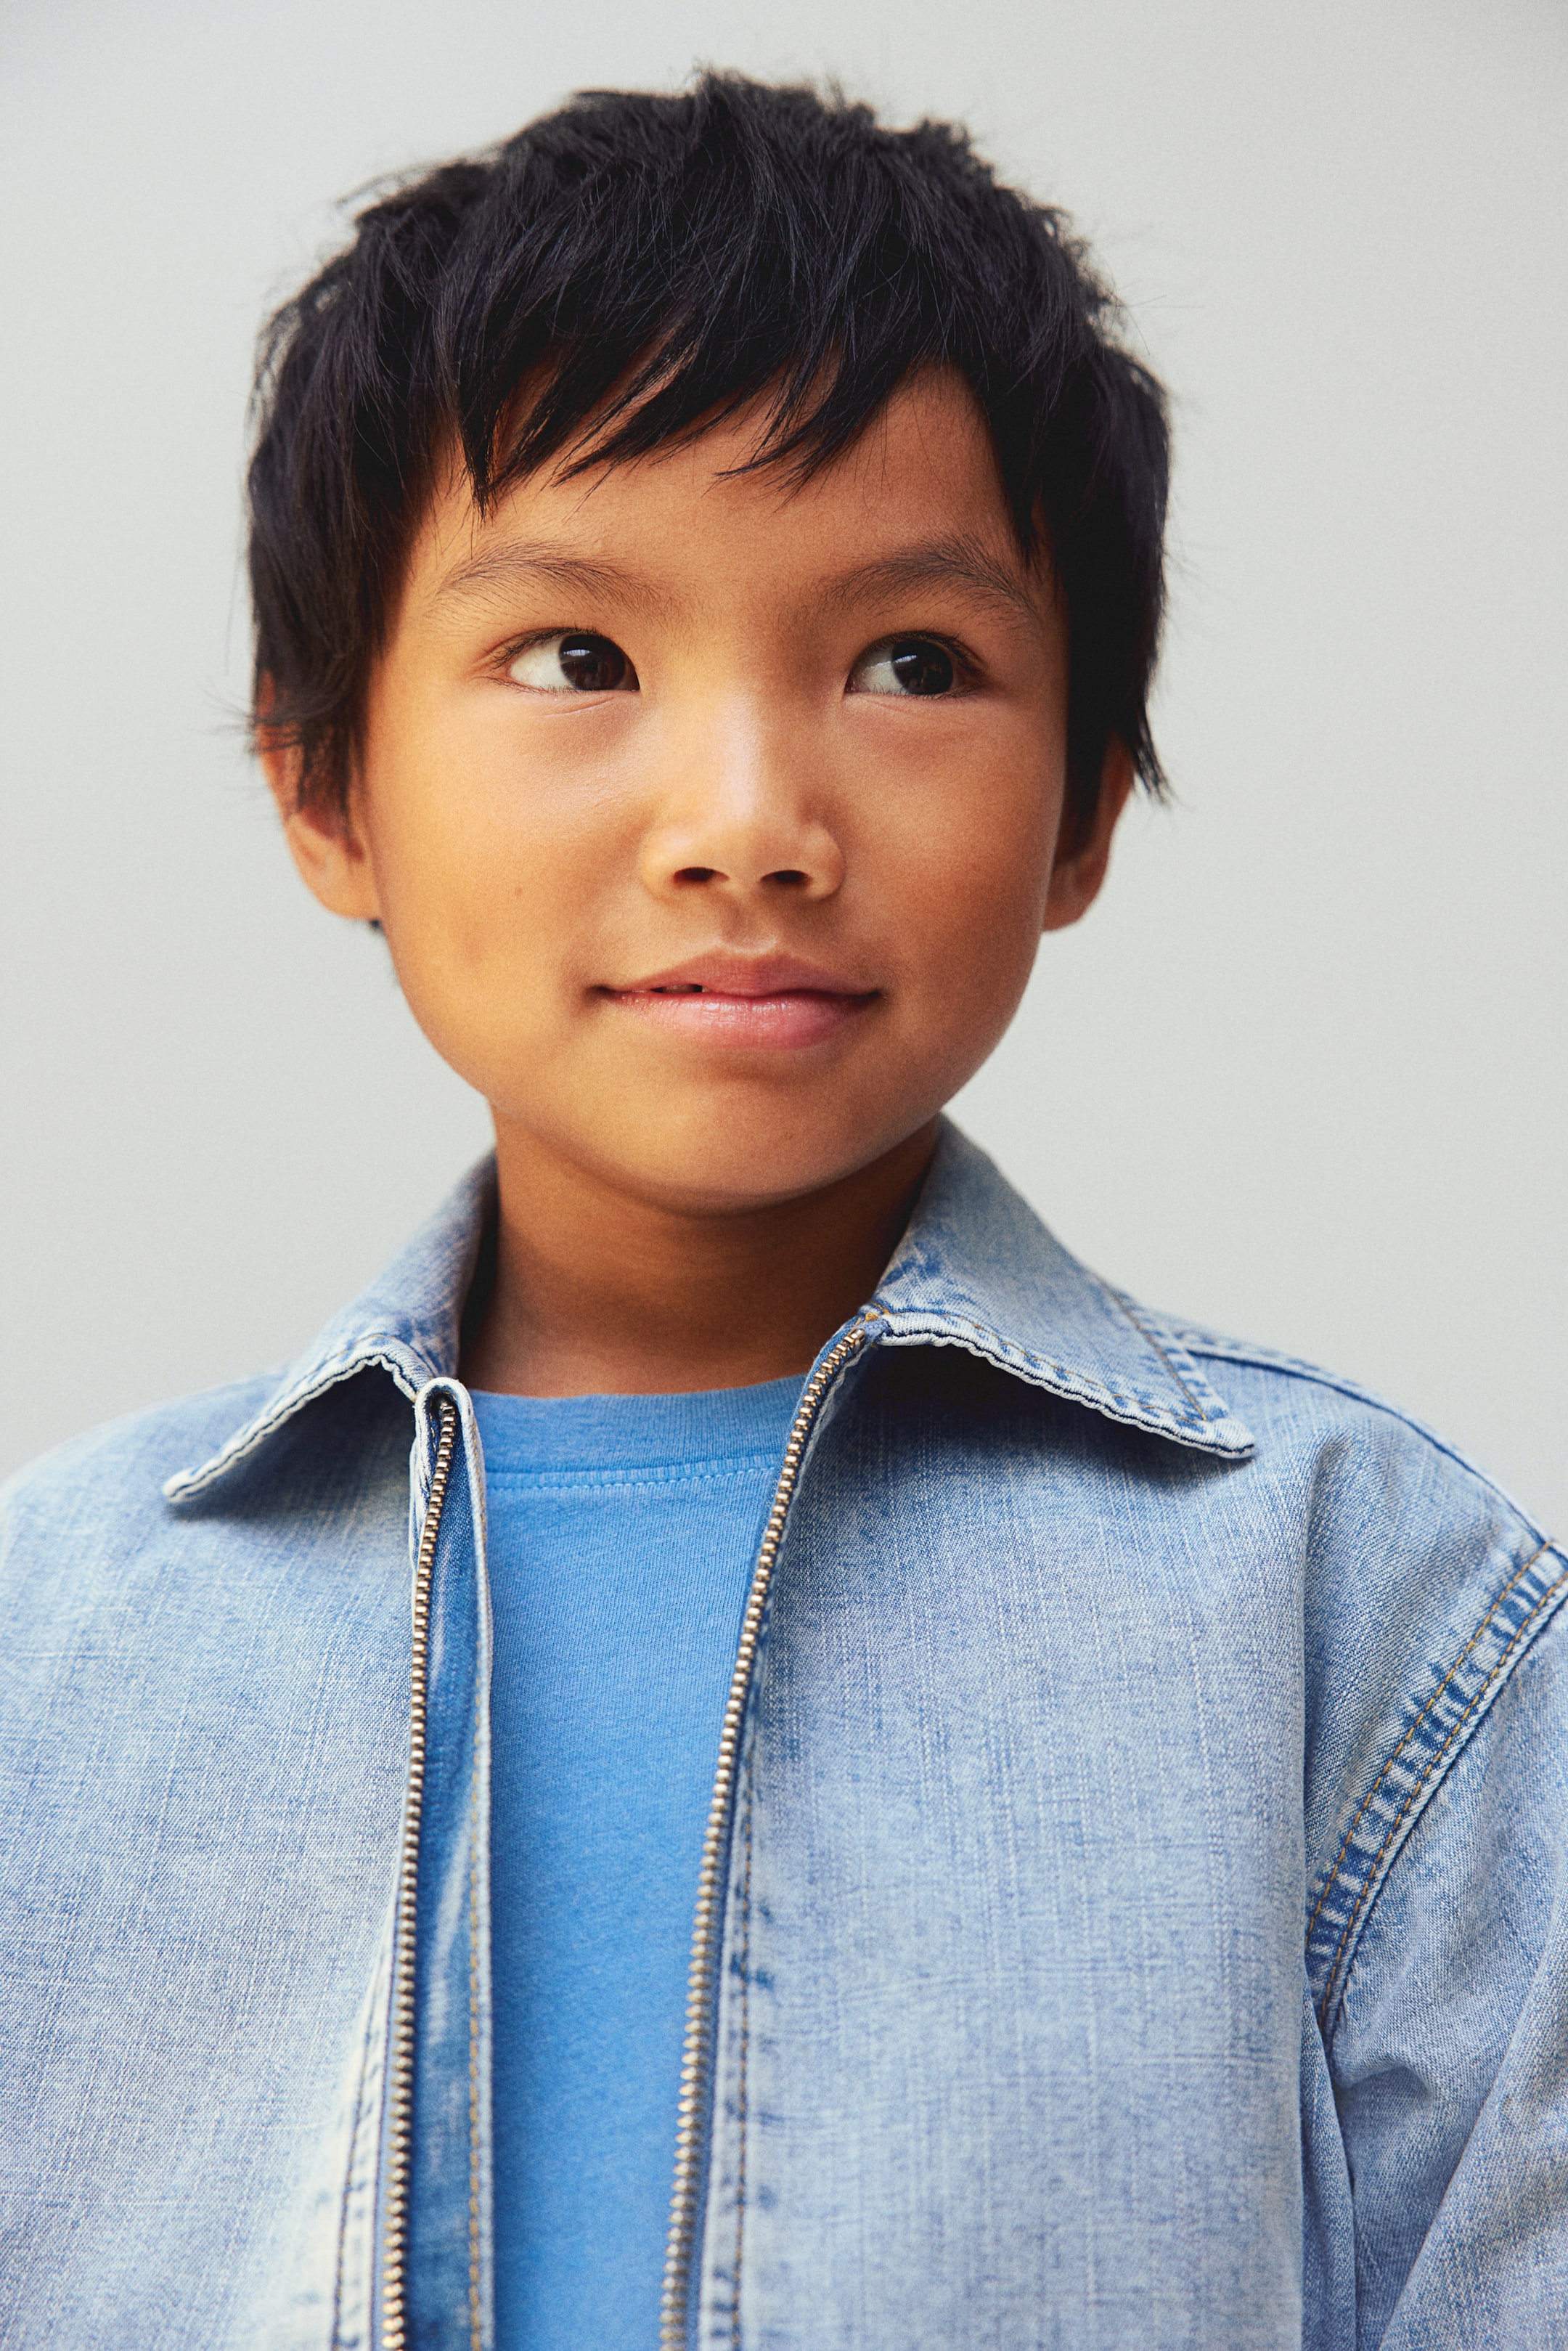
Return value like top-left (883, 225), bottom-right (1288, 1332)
top-left (1317, 1552), bottom-right (1568, 2029)
top-left (1305, 1542), bottom-right (1550, 1952)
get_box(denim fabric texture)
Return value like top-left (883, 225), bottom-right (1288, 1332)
top-left (2, 1120), bottom-right (1565, 2350)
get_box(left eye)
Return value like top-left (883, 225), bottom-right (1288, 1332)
top-left (507, 632), bottom-right (637, 693)
top-left (849, 636), bottom-right (957, 697)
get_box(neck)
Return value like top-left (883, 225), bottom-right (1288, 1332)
top-left (460, 1119), bottom-right (939, 1398)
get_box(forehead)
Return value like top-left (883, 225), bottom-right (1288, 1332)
top-left (405, 370), bottom-right (1036, 618)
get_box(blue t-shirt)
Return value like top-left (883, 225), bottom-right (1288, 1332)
top-left (471, 1376), bottom-right (804, 2350)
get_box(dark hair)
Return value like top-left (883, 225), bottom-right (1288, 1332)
top-left (248, 73), bottom-right (1169, 825)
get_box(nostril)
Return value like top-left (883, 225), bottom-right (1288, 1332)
top-left (673, 866), bottom-right (721, 884)
top-left (764, 869), bottom-right (809, 889)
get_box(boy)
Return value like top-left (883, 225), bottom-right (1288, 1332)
top-left (3, 70), bottom-right (1564, 2351)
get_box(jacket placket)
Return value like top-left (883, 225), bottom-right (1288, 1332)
top-left (366, 1380), bottom-right (496, 2351)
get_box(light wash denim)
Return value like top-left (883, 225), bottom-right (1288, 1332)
top-left (4, 1121), bottom-right (1566, 2350)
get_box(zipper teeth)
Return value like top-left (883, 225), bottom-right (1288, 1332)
top-left (380, 1395), bottom-right (460, 2351)
top-left (659, 1317), bottom-right (876, 2350)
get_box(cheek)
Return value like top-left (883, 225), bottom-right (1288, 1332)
top-left (867, 750), bottom-right (1061, 1008)
top-left (364, 701), bottom-right (624, 977)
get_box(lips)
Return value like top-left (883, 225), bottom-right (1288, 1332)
top-left (597, 953), bottom-right (878, 1050)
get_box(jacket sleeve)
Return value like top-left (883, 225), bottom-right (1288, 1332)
top-left (1324, 1583), bottom-right (1568, 2349)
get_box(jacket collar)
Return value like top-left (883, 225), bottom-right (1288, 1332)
top-left (163, 1159), bottom-right (496, 1504)
top-left (873, 1122), bottom-right (1253, 1456)
top-left (166, 1120), bottom-right (1250, 1505)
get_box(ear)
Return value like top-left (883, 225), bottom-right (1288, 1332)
top-left (1042, 739), bottom-right (1135, 934)
top-left (258, 702), bottom-right (383, 925)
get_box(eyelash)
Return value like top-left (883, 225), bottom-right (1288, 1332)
top-left (862, 632), bottom-right (981, 690)
top-left (491, 627), bottom-right (985, 688)
top-left (495, 627), bottom-right (581, 667)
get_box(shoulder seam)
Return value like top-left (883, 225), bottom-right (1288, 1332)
top-left (1178, 1331), bottom-right (1442, 1423)
top-left (1306, 1536), bottom-right (1568, 2037)
top-left (1175, 1332), bottom-right (1551, 1543)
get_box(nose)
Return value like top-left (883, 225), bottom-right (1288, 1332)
top-left (637, 702), bottom-right (845, 905)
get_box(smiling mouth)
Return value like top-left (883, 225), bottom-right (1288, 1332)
top-left (597, 959), bottom-right (880, 1050)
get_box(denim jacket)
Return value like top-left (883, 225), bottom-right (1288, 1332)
top-left (4, 1122), bottom-right (1566, 2351)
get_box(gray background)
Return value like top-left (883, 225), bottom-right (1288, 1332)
top-left (2, 0), bottom-right (1564, 1528)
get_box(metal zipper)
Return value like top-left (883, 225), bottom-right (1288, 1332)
top-left (659, 1314), bottom-right (879, 2350)
top-left (380, 1393), bottom-right (460, 2351)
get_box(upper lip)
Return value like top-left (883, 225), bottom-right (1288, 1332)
top-left (604, 952), bottom-right (878, 999)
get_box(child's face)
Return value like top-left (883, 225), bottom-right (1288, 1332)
top-left (277, 370), bottom-right (1129, 1213)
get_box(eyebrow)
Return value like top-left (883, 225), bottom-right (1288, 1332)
top-left (817, 537), bottom-right (1045, 630)
top-left (433, 542), bottom-right (661, 609)
top-left (433, 531), bottom-right (1042, 628)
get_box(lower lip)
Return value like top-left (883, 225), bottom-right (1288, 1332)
top-left (604, 989), bottom-right (876, 1049)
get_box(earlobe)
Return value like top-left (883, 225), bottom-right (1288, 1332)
top-left (258, 725), bottom-right (383, 924)
top-left (1042, 740), bottom-right (1135, 934)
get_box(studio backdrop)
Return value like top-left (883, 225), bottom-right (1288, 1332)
top-left (2, 0), bottom-right (1564, 1531)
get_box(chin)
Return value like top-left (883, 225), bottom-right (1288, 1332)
top-left (610, 1104), bottom-right (913, 1215)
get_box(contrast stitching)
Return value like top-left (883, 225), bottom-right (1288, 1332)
top-left (1306, 1542), bottom-right (1550, 1952)
top-left (1316, 1547), bottom-right (1568, 2029)
top-left (1105, 1291), bottom-right (1217, 1425)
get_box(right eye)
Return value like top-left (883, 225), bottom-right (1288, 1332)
top-left (848, 635), bottom-right (960, 697)
top-left (506, 632), bottom-right (638, 693)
